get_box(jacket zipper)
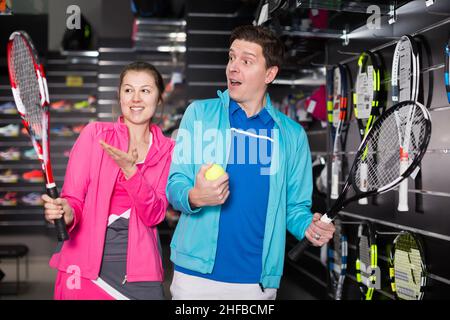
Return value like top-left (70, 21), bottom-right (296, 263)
top-left (259, 283), bottom-right (265, 293)
top-left (122, 275), bottom-right (127, 285)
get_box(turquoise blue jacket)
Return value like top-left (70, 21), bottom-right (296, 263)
top-left (166, 89), bottom-right (313, 288)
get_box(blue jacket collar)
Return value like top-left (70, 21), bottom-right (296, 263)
top-left (217, 89), bottom-right (281, 125)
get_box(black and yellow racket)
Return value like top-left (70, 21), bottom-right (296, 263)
top-left (355, 221), bottom-right (378, 300)
top-left (327, 218), bottom-right (348, 300)
top-left (353, 51), bottom-right (384, 206)
top-left (389, 231), bottom-right (427, 300)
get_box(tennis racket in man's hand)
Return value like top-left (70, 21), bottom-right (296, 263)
top-left (289, 100), bottom-right (431, 261)
top-left (7, 31), bottom-right (69, 241)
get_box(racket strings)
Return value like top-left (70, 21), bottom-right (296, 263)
top-left (358, 235), bottom-right (372, 280)
top-left (393, 233), bottom-right (426, 300)
top-left (11, 36), bottom-right (43, 138)
top-left (354, 103), bottom-right (428, 192)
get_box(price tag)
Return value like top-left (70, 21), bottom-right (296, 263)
top-left (356, 73), bottom-right (370, 119)
top-left (307, 99), bottom-right (317, 113)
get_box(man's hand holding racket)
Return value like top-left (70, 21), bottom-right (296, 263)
top-left (41, 195), bottom-right (74, 227)
top-left (304, 213), bottom-right (335, 247)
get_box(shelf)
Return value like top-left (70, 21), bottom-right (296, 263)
top-left (0, 208), bottom-right (44, 214)
top-left (0, 221), bottom-right (47, 226)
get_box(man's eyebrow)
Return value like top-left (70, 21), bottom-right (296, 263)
top-left (242, 51), bottom-right (257, 58)
top-left (229, 48), bottom-right (257, 58)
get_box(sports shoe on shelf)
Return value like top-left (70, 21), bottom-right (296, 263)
top-left (23, 148), bottom-right (39, 160)
top-left (21, 126), bottom-right (29, 136)
top-left (0, 147), bottom-right (20, 161)
top-left (73, 95), bottom-right (96, 112)
top-left (0, 124), bottom-right (19, 137)
top-left (51, 125), bottom-right (74, 137)
top-left (50, 100), bottom-right (72, 112)
top-left (72, 123), bottom-right (86, 134)
top-left (22, 169), bottom-right (44, 183)
top-left (0, 102), bottom-right (18, 114)
top-left (0, 192), bottom-right (18, 206)
top-left (21, 192), bottom-right (44, 206)
top-left (0, 169), bottom-right (19, 183)
top-left (63, 149), bottom-right (71, 158)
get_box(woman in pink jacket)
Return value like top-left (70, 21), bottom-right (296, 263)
top-left (41, 62), bottom-right (174, 300)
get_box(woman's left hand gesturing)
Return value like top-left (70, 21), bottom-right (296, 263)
top-left (99, 140), bottom-right (138, 179)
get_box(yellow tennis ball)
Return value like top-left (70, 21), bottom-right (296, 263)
top-left (205, 164), bottom-right (225, 181)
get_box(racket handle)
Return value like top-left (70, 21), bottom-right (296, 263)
top-left (397, 159), bottom-right (409, 212)
top-left (358, 163), bottom-right (368, 205)
top-left (331, 159), bottom-right (339, 199)
top-left (288, 238), bottom-right (311, 261)
top-left (47, 186), bottom-right (70, 241)
top-left (358, 198), bottom-right (368, 205)
top-left (288, 214), bottom-right (333, 261)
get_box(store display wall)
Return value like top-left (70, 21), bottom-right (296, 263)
top-left (290, 0), bottom-right (450, 299)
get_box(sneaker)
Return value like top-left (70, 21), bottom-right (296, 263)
top-left (72, 124), bottom-right (86, 134)
top-left (21, 126), bottom-right (29, 136)
top-left (0, 147), bottom-right (20, 161)
top-left (21, 192), bottom-right (44, 206)
top-left (23, 148), bottom-right (39, 160)
top-left (63, 149), bottom-right (71, 157)
top-left (51, 125), bottom-right (74, 137)
top-left (0, 192), bottom-right (18, 206)
top-left (0, 124), bottom-right (19, 137)
top-left (50, 100), bottom-right (72, 112)
top-left (0, 102), bottom-right (18, 114)
top-left (22, 169), bottom-right (44, 183)
top-left (0, 169), bottom-right (19, 183)
top-left (73, 96), bottom-right (96, 112)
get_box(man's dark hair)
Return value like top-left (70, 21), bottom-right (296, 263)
top-left (229, 25), bottom-right (285, 69)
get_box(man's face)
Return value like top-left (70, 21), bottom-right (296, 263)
top-left (226, 39), bottom-right (278, 104)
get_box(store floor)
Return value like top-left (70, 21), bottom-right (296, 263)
top-left (0, 233), bottom-right (316, 300)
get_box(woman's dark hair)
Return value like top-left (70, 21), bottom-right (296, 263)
top-left (229, 25), bottom-right (285, 69)
top-left (118, 61), bottom-right (165, 104)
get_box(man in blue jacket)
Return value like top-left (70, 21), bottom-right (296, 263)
top-left (166, 25), bottom-right (335, 300)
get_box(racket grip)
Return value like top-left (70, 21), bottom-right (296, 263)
top-left (47, 186), bottom-right (69, 241)
top-left (358, 163), bottom-right (369, 205)
top-left (288, 238), bottom-right (311, 261)
top-left (397, 159), bottom-right (409, 212)
top-left (331, 160), bottom-right (339, 199)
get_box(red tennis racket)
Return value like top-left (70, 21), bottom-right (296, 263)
top-left (7, 31), bottom-right (69, 241)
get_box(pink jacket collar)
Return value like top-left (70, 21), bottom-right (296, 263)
top-left (113, 116), bottom-right (173, 167)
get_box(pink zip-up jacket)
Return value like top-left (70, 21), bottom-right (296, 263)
top-left (49, 117), bottom-right (174, 282)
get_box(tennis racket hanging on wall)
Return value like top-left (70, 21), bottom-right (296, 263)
top-left (355, 221), bottom-right (378, 300)
top-left (330, 64), bottom-right (352, 200)
top-left (389, 231), bottom-right (427, 300)
top-left (327, 218), bottom-right (348, 300)
top-left (445, 36), bottom-right (450, 104)
top-left (391, 35), bottom-right (421, 213)
top-left (353, 50), bottom-right (384, 206)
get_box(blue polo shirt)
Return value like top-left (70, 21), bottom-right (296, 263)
top-left (175, 99), bottom-right (274, 283)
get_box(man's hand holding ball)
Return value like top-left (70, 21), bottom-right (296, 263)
top-left (188, 163), bottom-right (230, 209)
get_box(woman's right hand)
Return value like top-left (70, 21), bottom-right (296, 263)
top-left (41, 194), bottom-right (74, 226)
